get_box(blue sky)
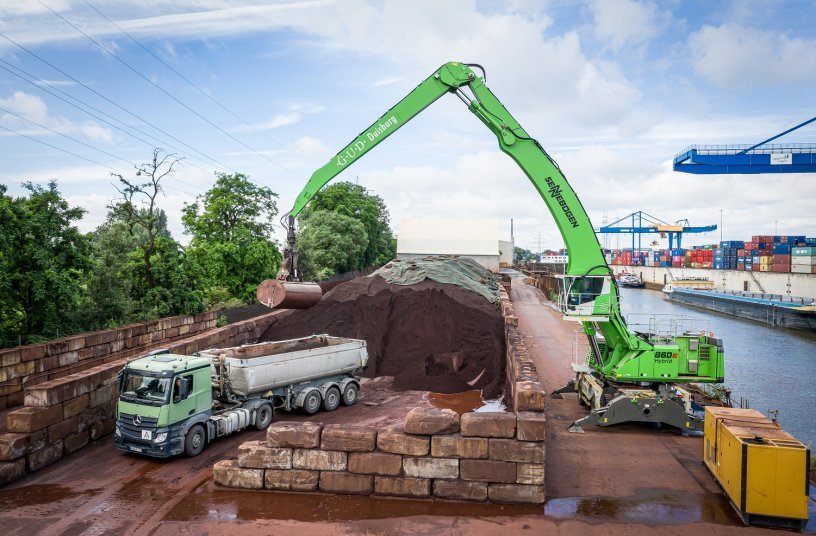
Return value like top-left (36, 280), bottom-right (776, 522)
top-left (1, 0), bottom-right (815, 252)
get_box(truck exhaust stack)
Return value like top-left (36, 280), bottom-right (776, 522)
top-left (257, 279), bottom-right (323, 309)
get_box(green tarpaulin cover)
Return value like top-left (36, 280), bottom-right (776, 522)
top-left (371, 255), bottom-right (501, 304)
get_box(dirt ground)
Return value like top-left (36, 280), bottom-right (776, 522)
top-left (0, 279), bottom-right (811, 535)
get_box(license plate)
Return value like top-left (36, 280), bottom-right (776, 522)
top-left (130, 446), bottom-right (143, 452)
top-left (141, 430), bottom-right (152, 440)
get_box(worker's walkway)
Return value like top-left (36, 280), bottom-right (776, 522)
top-left (509, 279), bottom-right (749, 522)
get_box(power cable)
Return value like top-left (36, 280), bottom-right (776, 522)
top-left (0, 59), bottom-right (214, 182)
top-left (41, 1), bottom-right (305, 182)
top-left (0, 30), bottom-right (235, 173)
top-left (0, 122), bottom-right (124, 173)
top-left (83, 0), bottom-right (298, 157)
top-left (0, 104), bottom-right (136, 166)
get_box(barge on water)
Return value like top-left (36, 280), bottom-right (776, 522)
top-left (664, 288), bottom-right (816, 330)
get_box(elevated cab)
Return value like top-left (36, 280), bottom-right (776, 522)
top-left (558, 275), bottom-right (615, 322)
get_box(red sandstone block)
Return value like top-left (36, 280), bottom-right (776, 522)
top-left (212, 460), bottom-right (263, 489)
top-left (461, 412), bottom-right (516, 438)
top-left (319, 471), bottom-right (373, 495)
top-left (514, 382), bottom-right (546, 412)
top-left (374, 476), bottom-right (430, 498)
top-left (20, 345), bottom-right (46, 362)
top-left (516, 463), bottom-right (544, 485)
top-left (403, 457), bottom-right (458, 479)
top-left (26, 440), bottom-right (63, 472)
top-left (265, 469), bottom-right (319, 491)
top-left (62, 394), bottom-right (89, 419)
top-left (0, 458), bottom-right (26, 486)
top-left (488, 439), bottom-right (544, 463)
top-left (0, 430), bottom-right (47, 461)
top-left (64, 429), bottom-right (90, 453)
top-left (7, 406), bottom-right (63, 433)
top-left (347, 452), bottom-right (402, 476)
top-left (488, 483), bottom-right (545, 504)
top-left (403, 407), bottom-right (459, 435)
top-left (4, 362), bottom-right (35, 381)
top-left (90, 384), bottom-right (115, 408)
top-left (516, 411), bottom-right (546, 441)
top-left (1, 349), bottom-right (21, 367)
top-left (292, 449), bottom-right (347, 471)
top-left (433, 480), bottom-right (488, 501)
top-left (90, 418), bottom-right (115, 441)
top-left (267, 422), bottom-right (323, 448)
top-left (47, 416), bottom-right (78, 442)
top-left (321, 425), bottom-right (376, 452)
top-left (431, 434), bottom-right (488, 459)
top-left (237, 441), bottom-right (292, 469)
top-left (377, 428), bottom-right (429, 456)
top-left (460, 459), bottom-right (516, 483)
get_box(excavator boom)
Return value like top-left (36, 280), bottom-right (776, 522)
top-left (262, 62), bottom-right (725, 431)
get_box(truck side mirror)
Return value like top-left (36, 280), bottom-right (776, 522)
top-left (179, 377), bottom-right (191, 400)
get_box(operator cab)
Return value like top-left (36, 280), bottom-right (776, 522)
top-left (558, 275), bottom-right (615, 322)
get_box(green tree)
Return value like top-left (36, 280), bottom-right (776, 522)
top-left (110, 149), bottom-right (180, 289)
top-left (299, 182), bottom-right (395, 269)
top-left (183, 172), bottom-right (281, 304)
top-left (514, 246), bottom-right (533, 263)
top-left (298, 210), bottom-right (368, 280)
top-left (108, 149), bottom-right (203, 319)
top-left (181, 172), bottom-right (278, 242)
top-left (0, 181), bottom-right (92, 345)
top-left (80, 218), bottom-right (139, 330)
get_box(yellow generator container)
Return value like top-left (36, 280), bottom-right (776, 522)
top-left (704, 407), bottom-right (810, 530)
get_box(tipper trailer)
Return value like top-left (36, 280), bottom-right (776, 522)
top-left (114, 334), bottom-right (368, 457)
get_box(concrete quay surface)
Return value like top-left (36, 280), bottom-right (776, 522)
top-left (0, 280), bottom-right (808, 535)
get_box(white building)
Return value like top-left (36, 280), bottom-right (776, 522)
top-left (397, 218), bottom-right (505, 272)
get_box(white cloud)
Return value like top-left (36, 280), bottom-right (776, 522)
top-left (230, 102), bottom-right (323, 132)
top-left (688, 23), bottom-right (816, 88)
top-left (0, 91), bottom-right (114, 143)
top-left (591, 0), bottom-right (661, 49)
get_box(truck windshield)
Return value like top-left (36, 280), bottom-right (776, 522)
top-left (121, 372), bottom-right (170, 403)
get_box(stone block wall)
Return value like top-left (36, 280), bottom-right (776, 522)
top-left (500, 288), bottom-right (546, 413)
top-left (0, 312), bottom-right (220, 411)
top-left (0, 310), bottom-right (282, 487)
top-left (214, 407), bottom-right (546, 505)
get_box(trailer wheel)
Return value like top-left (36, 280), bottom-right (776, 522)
top-left (302, 390), bottom-right (321, 415)
top-left (342, 383), bottom-right (358, 406)
top-left (184, 424), bottom-right (206, 457)
top-left (322, 387), bottom-right (340, 411)
top-left (254, 403), bottom-right (273, 430)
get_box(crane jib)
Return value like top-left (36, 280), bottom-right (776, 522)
top-left (545, 177), bottom-right (580, 228)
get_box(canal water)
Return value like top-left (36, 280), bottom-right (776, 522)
top-left (617, 287), bottom-right (816, 448)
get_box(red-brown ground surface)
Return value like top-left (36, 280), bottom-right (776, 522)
top-left (0, 277), bottom-right (810, 535)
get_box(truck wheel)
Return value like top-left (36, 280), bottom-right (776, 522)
top-left (184, 424), bottom-right (206, 457)
top-left (254, 404), bottom-right (273, 430)
top-left (302, 390), bottom-right (321, 415)
top-left (322, 387), bottom-right (340, 411)
top-left (342, 383), bottom-right (358, 406)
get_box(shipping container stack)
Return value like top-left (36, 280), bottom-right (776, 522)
top-left (791, 245), bottom-right (816, 274)
top-left (717, 241), bottom-right (743, 270)
top-left (605, 235), bottom-right (815, 273)
top-left (687, 246), bottom-right (715, 268)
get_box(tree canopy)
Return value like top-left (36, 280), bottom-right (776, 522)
top-left (299, 181), bottom-right (395, 274)
top-left (183, 172), bottom-right (282, 305)
top-left (298, 210), bottom-right (368, 281)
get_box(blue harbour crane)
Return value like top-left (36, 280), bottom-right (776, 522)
top-left (673, 115), bottom-right (816, 174)
top-left (598, 211), bottom-right (717, 253)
